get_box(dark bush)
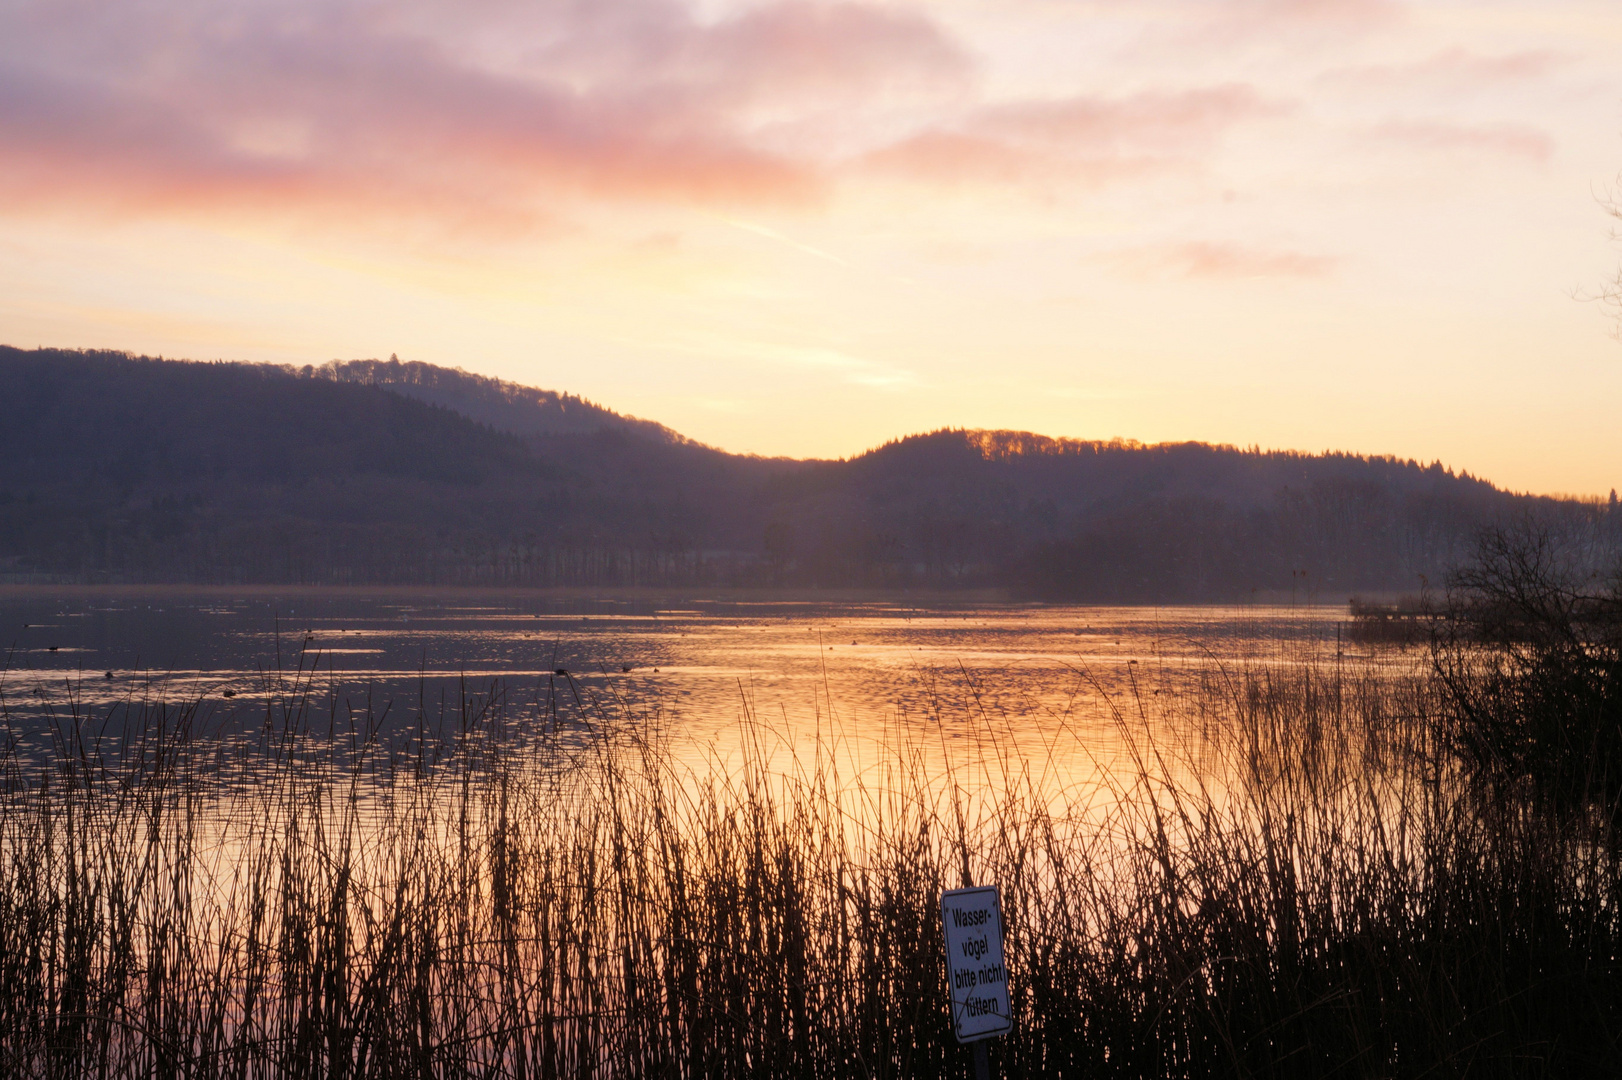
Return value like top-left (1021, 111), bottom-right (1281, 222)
top-left (1433, 520), bottom-right (1622, 805)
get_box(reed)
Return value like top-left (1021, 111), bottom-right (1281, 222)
top-left (1, 652), bottom-right (1619, 1078)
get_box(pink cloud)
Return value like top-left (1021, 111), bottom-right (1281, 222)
top-left (677, 3), bottom-right (970, 101)
top-left (1371, 119), bottom-right (1554, 161)
top-left (985, 86), bottom-right (1279, 150)
top-left (1253, 0), bottom-right (1400, 19)
top-left (1146, 0), bottom-right (1402, 53)
top-left (1326, 47), bottom-right (1568, 90)
top-left (862, 85), bottom-right (1282, 186)
top-left (0, 0), bottom-right (968, 230)
top-left (862, 132), bottom-right (1050, 186)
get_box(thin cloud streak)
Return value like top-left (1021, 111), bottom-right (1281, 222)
top-left (1138, 0), bottom-right (1405, 53)
top-left (860, 85), bottom-right (1284, 187)
top-left (1323, 47), bottom-right (1569, 90)
top-left (727, 220), bottom-right (850, 266)
top-left (656, 333), bottom-right (918, 390)
top-left (1370, 119), bottom-right (1555, 162)
top-left (1103, 241), bottom-right (1338, 281)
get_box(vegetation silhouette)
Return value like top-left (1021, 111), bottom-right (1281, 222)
top-left (1433, 519), bottom-right (1622, 806)
top-left (4, 619), bottom-right (1622, 1075)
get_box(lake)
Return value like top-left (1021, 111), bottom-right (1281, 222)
top-left (12, 587), bottom-right (1564, 1080)
top-left (1, 587), bottom-right (1391, 798)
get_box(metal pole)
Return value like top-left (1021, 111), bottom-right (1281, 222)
top-left (973, 1039), bottom-right (991, 1080)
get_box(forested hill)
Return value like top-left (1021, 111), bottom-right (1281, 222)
top-left (318, 356), bottom-right (685, 444)
top-left (2, 346), bottom-right (1614, 599)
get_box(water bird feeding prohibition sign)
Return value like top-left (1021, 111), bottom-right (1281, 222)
top-left (941, 885), bottom-right (1012, 1043)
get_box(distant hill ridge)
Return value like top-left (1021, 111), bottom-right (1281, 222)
top-left (2, 345), bottom-right (1615, 597)
top-left (316, 355), bottom-right (688, 445)
top-left (872, 426), bottom-right (1481, 476)
top-left (858, 426), bottom-right (1497, 517)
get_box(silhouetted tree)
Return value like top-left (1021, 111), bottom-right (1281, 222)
top-left (1433, 518), bottom-right (1622, 805)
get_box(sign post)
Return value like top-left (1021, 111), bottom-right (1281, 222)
top-left (941, 885), bottom-right (1011, 1079)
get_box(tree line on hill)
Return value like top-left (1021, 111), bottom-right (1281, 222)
top-left (1, 346), bottom-right (1616, 600)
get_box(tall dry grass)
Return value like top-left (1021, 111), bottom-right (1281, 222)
top-left (2, 653), bottom-right (1619, 1077)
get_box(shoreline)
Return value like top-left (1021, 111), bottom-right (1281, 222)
top-left (0, 582), bottom-right (1371, 608)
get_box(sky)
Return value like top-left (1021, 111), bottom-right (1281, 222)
top-left (2, 0), bottom-right (1621, 496)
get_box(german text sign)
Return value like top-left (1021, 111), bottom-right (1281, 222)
top-left (941, 885), bottom-right (1011, 1042)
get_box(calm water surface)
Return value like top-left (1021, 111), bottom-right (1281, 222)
top-left (1, 590), bottom-right (1390, 784)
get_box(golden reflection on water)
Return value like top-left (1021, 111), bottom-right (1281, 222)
top-left (2, 597), bottom-right (1439, 1022)
top-left (2, 601), bottom-right (1420, 800)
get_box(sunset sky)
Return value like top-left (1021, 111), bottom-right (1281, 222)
top-left (2, 0), bottom-right (1620, 496)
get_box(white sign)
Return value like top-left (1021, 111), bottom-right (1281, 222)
top-left (941, 885), bottom-right (1012, 1042)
